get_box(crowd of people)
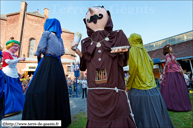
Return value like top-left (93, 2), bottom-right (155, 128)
top-left (66, 75), bottom-right (88, 98)
top-left (0, 6), bottom-right (192, 128)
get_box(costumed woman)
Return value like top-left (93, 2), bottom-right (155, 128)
top-left (2, 38), bottom-right (25, 116)
top-left (126, 33), bottom-right (174, 128)
top-left (22, 18), bottom-right (71, 127)
top-left (0, 46), bottom-right (5, 120)
top-left (71, 6), bottom-right (136, 127)
top-left (160, 44), bottom-right (192, 111)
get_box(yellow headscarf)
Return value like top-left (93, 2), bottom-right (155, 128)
top-left (126, 33), bottom-right (156, 90)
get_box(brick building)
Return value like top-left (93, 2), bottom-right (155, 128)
top-left (0, 1), bottom-right (78, 79)
top-left (144, 30), bottom-right (193, 76)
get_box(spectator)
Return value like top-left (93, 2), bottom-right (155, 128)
top-left (82, 77), bottom-right (87, 99)
top-left (77, 77), bottom-right (82, 96)
top-left (77, 77), bottom-right (81, 84)
top-left (29, 74), bottom-right (33, 81)
top-left (184, 69), bottom-right (190, 87)
top-left (67, 77), bottom-right (72, 86)
top-left (67, 77), bottom-right (73, 96)
top-left (159, 72), bottom-right (163, 84)
top-left (73, 78), bottom-right (76, 92)
top-left (126, 72), bottom-right (130, 81)
top-left (21, 74), bottom-right (24, 78)
top-left (65, 75), bottom-right (68, 81)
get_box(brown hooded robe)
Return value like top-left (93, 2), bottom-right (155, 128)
top-left (80, 11), bottom-right (136, 128)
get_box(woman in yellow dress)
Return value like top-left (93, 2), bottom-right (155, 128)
top-left (126, 33), bottom-right (174, 128)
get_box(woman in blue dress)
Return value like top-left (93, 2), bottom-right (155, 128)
top-left (22, 18), bottom-right (71, 127)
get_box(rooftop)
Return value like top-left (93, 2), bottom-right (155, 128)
top-left (62, 27), bottom-right (74, 34)
top-left (0, 14), bottom-right (7, 19)
top-left (0, 11), bottom-right (74, 34)
top-left (144, 30), bottom-right (193, 52)
top-left (27, 11), bottom-right (44, 17)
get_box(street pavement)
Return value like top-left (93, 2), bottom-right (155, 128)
top-left (0, 97), bottom-right (87, 128)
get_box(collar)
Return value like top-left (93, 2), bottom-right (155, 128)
top-left (7, 51), bottom-right (17, 57)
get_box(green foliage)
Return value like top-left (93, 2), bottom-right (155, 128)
top-left (68, 112), bottom-right (87, 128)
top-left (168, 95), bottom-right (193, 128)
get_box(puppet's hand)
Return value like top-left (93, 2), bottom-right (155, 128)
top-left (71, 40), bottom-right (79, 50)
top-left (125, 87), bottom-right (128, 92)
top-left (33, 52), bottom-right (37, 56)
top-left (179, 70), bottom-right (183, 74)
top-left (71, 41), bottom-right (82, 57)
top-left (75, 48), bottom-right (82, 58)
top-left (18, 57), bottom-right (25, 61)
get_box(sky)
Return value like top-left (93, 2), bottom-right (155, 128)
top-left (1, 0), bottom-right (192, 55)
top-left (0, 0), bottom-right (193, 61)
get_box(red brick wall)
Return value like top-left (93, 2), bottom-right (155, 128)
top-left (0, 19), bottom-right (7, 47)
top-left (61, 32), bottom-right (75, 59)
top-left (148, 40), bottom-right (193, 60)
top-left (21, 14), bottom-right (45, 58)
top-left (1, 14), bottom-right (20, 51)
top-left (17, 62), bottom-right (27, 74)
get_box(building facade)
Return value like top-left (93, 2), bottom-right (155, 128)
top-left (0, 1), bottom-right (78, 79)
top-left (144, 30), bottom-right (193, 76)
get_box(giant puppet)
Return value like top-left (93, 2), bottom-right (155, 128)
top-left (22, 18), bottom-right (71, 127)
top-left (160, 44), bottom-right (192, 111)
top-left (2, 38), bottom-right (25, 116)
top-left (71, 6), bottom-right (136, 128)
top-left (126, 33), bottom-right (174, 128)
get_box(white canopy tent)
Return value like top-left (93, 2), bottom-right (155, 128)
top-left (123, 65), bottom-right (160, 72)
top-left (123, 65), bottom-right (129, 71)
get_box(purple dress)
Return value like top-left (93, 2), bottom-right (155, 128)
top-left (160, 53), bottom-right (192, 111)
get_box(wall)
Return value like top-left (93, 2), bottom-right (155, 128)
top-left (1, 13), bottom-right (20, 51)
top-left (0, 19), bottom-right (7, 47)
top-left (21, 14), bottom-right (44, 58)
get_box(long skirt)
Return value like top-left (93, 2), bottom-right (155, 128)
top-left (86, 89), bottom-right (136, 128)
top-left (160, 72), bottom-right (192, 111)
top-left (22, 56), bottom-right (71, 128)
top-left (0, 70), bottom-right (5, 120)
top-left (128, 87), bottom-right (174, 128)
top-left (3, 75), bottom-right (24, 115)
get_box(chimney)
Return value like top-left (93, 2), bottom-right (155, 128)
top-left (18, 1), bottom-right (27, 57)
top-left (44, 8), bottom-right (49, 20)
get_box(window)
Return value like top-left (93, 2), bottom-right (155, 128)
top-left (29, 67), bottom-right (36, 69)
top-left (67, 66), bottom-right (72, 72)
top-left (28, 38), bottom-right (35, 58)
top-left (95, 68), bottom-right (107, 84)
